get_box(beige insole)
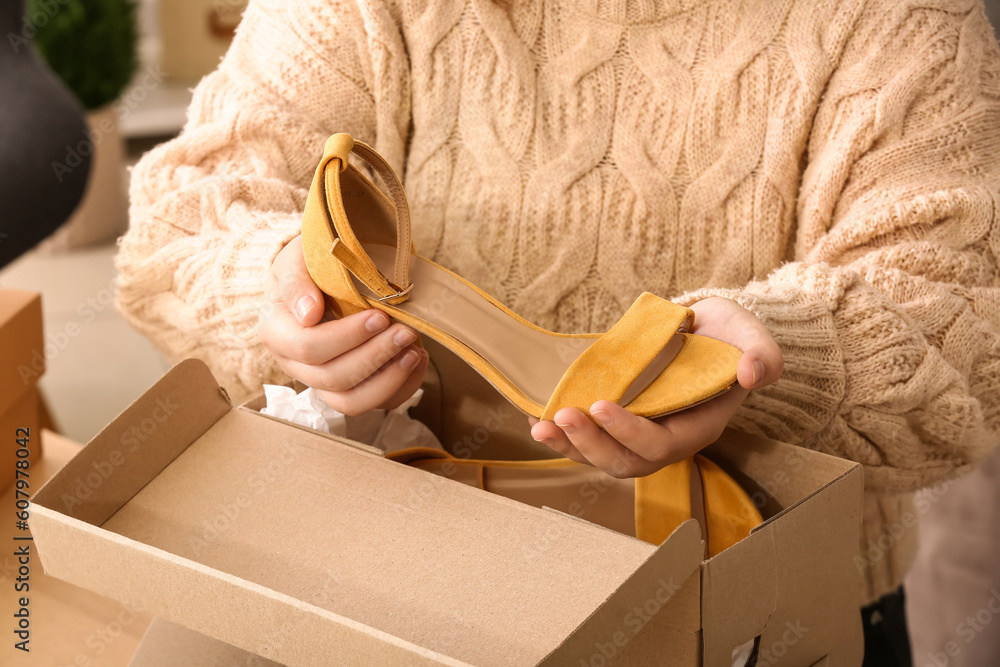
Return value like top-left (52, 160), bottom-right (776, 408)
top-left (363, 243), bottom-right (681, 411)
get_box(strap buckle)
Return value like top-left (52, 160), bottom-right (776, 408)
top-left (377, 283), bottom-right (414, 302)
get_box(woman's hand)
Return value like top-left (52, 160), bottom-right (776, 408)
top-left (258, 235), bottom-right (429, 415)
top-left (528, 297), bottom-right (783, 477)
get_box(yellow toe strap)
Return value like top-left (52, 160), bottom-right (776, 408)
top-left (634, 457), bottom-right (695, 546)
top-left (539, 292), bottom-right (693, 422)
top-left (635, 455), bottom-right (763, 558)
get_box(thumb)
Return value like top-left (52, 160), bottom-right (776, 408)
top-left (737, 338), bottom-right (784, 390)
top-left (690, 297), bottom-right (784, 390)
top-left (272, 236), bottom-right (325, 327)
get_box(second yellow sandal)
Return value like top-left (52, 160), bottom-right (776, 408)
top-left (387, 447), bottom-right (764, 557)
top-left (301, 134), bottom-right (743, 423)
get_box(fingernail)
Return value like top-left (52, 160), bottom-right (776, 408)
top-left (591, 409), bottom-right (612, 426)
top-left (752, 360), bottom-right (765, 387)
top-left (531, 430), bottom-right (553, 445)
top-left (365, 311), bottom-right (388, 333)
top-left (399, 349), bottom-right (420, 370)
top-left (295, 295), bottom-right (316, 322)
top-left (555, 422), bottom-right (576, 436)
top-left (394, 329), bottom-right (417, 347)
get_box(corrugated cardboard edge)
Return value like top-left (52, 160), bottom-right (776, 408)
top-left (244, 404), bottom-right (386, 458)
top-left (538, 519), bottom-right (703, 665)
top-left (30, 507), bottom-right (470, 667)
top-left (32, 359), bottom-right (231, 526)
top-left (700, 463), bottom-right (864, 667)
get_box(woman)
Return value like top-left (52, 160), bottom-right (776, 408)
top-left (116, 1), bottom-right (1000, 663)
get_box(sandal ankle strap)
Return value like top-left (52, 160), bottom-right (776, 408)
top-left (321, 134), bottom-right (413, 305)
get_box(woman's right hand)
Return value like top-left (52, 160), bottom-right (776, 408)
top-left (259, 235), bottom-right (429, 415)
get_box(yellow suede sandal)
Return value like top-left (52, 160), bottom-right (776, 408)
top-left (387, 447), bottom-right (764, 557)
top-left (301, 133), bottom-right (743, 422)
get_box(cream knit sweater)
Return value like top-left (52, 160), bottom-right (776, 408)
top-left (116, 0), bottom-right (1000, 605)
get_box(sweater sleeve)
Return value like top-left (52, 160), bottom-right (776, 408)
top-left (676, 2), bottom-right (1000, 492)
top-left (115, 0), bottom-right (409, 402)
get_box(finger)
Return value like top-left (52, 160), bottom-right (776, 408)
top-left (736, 341), bottom-right (784, 390)
top-left (317, 344), bottom-right (427, 416)
top-left (375, 348), bottom-right (431, 411)
top-left (587, 400), bottom-right (688, 468)
top-left (261, 305), bottom-right (396, 365)
top-left (648, 384), bottom-right (750, 458)
top-left (271, 236), bottom-right (325, 326)
top-left (690, 298), bottom-right (783, 390)
top-left (719, 308), bottom-right (782, 390)
top-left (530, 419), bottom-right (590, 465)
top-left (552, 407), bottom-right (654, 478)
top-left (276, 322), bottom-right (420, 391)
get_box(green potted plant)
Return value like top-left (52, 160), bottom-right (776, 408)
top-left (29, 0), bottom-right (139, 249)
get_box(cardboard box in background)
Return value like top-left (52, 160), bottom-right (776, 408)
top-left (31, 360), bottom-right (865, 667)
top-left (159, 0), bottom-right (248, 82)
top-left (0, 289), bottom-right (44, 492)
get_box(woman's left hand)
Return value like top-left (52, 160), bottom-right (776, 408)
top-left (529, 297), bottom-right (784, 478)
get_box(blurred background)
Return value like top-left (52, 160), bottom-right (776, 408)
top-left (1, 0), bottom-right (247, 444)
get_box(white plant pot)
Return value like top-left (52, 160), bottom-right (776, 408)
top-left (38, 104), bottom-right (128, 252)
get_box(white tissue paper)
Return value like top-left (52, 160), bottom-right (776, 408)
top-left (261, 384), bottom-right (444, 454)
top-left (260, 385), bottom-right (347, 435)
top-left (371, 387), bottom-right (444, 455)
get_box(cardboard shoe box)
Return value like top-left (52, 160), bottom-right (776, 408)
top-left (0, 289), bottom-right (45, 493)
top-left (31, 359), bottom-right (864, 667)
